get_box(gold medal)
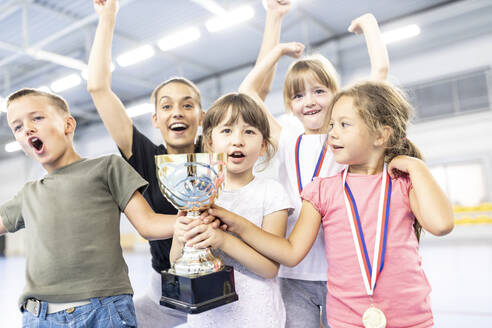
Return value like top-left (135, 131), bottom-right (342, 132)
top-left (362, 305), bottom-right (386, 328)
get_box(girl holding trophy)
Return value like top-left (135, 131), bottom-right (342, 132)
top-left (191, 81), bottom-right (454, 328)
top-left (172, 93), bottom-right (292, 327)
top-left (88, 0), bottom-right (292, 326)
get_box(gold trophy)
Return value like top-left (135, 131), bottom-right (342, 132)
top-left (155, 153), bottom-right (238, 313)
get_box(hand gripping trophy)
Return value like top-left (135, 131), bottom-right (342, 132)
top-left (155, 153), bottom-right (238, 313)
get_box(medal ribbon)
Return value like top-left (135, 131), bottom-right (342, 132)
top-left (342, 163), bottom-right (391, 296)
top-left (295, 134), bottom-right (328, 194)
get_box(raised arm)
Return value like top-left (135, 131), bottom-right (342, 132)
top-left (189, 202), bottom-right (320, 267)
top-left (254, 0), bottom-right (292, 100)
top-left (348, 13), bottom-right (389, 80)
top-left (87, 0), bottom-right (134, 159)
top-left (123, 191), bottom-right (176, 240)
top-left (388, 156), bottom-right (454, 236)
top-left (240, 42), bottom-right (304, 148)
top-left (185, 209), bottom-right (289, 278)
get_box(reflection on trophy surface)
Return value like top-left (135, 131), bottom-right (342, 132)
top-left (155, 153), bottom-right (238, 313)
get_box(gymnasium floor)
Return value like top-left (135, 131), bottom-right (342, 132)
top-left (1, 226), bottom-right (491, 327)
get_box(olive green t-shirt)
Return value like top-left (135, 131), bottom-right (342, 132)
top-left (0, 155), bottom-right (148, 307)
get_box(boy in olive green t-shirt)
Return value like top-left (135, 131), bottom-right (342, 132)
top-left (0, 89), bottom-right (177, 327)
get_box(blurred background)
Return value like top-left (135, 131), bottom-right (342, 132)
top-left (0, 0), bottom-right (491, 326)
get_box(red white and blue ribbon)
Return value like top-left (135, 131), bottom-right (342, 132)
top-left (342, 163), bottom-right (391, 296)
top-left (295, 134), bottom-right (328, 194)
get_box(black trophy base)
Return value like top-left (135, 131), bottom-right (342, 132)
top-left (160, 265), bottom-right (238, 314)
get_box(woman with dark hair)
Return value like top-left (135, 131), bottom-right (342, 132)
top-left (88, 0), bottom-right (292, 326)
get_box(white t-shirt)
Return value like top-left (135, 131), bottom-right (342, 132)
top-left (187, 176), bottom-right (293, 328)
top-left (277, 114), bottom-right (345, 281)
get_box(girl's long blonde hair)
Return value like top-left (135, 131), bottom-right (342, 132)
top-left (329, 80), bottom-right (424, 240)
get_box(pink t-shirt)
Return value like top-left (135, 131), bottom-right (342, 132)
top-left (302, 172), bottom-right (433, 328)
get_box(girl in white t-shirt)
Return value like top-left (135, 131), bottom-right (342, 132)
top-left (237, 13), bottom-right (389, 328)
top-left (171, 93), bottom-right (293, 328)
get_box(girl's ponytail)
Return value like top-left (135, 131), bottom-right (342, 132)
top-left (385, 136), bottom-right (423, 163)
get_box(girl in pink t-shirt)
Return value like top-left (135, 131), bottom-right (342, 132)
top-left (189, 80), bottom-right (454, 328)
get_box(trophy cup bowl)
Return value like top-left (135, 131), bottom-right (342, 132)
top-left (155, 153), bottom-right (238, 314)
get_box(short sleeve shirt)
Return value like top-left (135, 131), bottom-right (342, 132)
top-left (302, 173), bottom-right (433, 327)
top-left (0, 155), bottom-right (148, 307)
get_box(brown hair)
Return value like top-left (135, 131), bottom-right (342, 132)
top-left (7, 88), bottom-right (70, 115)
top-left (150, 77), bottom-right (202, 110)
top-left (329, 80), bottom-right (424, 240)
top-left (202, 93), bottom-right (275, 169)
top-left (283, 54), bottom-right (339, 112)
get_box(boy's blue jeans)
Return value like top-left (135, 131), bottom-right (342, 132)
top-left (22, 294), bottom-right (137, 327)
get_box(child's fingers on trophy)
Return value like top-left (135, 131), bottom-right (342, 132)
top-left (201, 214), bottom-right (217, 224)
top-left (185, 229), bottom-right (210, 247)
top-left (210, 219), bottom-right (228, 231)
top-left (175, 216), bottom-right (194, 228)
top-left (183, 223), bottom-right (208, 240)
top-left (184, 219), bottom-right (203, 231)
top-left (192, 238), bottom-right (212, 249)
top-left (210, 218), bottom-right (224, 229)
top-left (208, 204), bottom-right (228, 215)
top-left (207, 208), bottom-right (225, 220)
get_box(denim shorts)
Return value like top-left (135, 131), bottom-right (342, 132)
top-left (22, 294), bottom-right (137, 328)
